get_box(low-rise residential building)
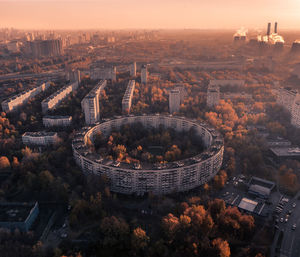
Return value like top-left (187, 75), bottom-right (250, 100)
top-left (42, 115), bottom-right (72, 127)
top-left (90, 67), bottom-right (116, 81)
top-left (270, 146), bottom-right (300, 161)
top-left (1, 82), bottom-right (50, 113)
top-left (0, 202), bottom-right (39, 232)
top-left (122, 80), bottom-right (135, 113)
top-left (41, 81), bottom-right (78, 113)
top-left (22, 131), bottom-right (60, 146)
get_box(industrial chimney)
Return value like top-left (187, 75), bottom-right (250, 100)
top-left (274, 22), bottom-right (278, 34)
top-left (267, 22), bottom-right (271, 36)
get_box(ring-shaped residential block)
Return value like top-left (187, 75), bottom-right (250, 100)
top-left (72, 114), bottom-right (224, 195)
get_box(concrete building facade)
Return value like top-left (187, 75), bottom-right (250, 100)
top-left (1, 82), bottom-right (50, 113)
top-left (169, 89), bottom-right (181, 114)
top-left (22, 132), bottom-right (59, 146)
top-left (276, 87), bottom-right (300, 128)
top-left (43, 116), bottom-right (72, 127)
top-left (72, 115), bottom-right (224, 195)
top-left (90, 67), bottom-right (116, 81)
top-left (41, 81), bottom-right (78, 113)
top-left (141, 65), bottom-right (148, 84)
top-left (81, 80), bottom-right (107, 125)
top-left (0, 202), bottom-right (39, 232)
top-left (122, 80), bottom-right (135, 114)
top-left (130, 62), bottom-right (136, 76)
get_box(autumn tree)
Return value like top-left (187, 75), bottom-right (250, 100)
top-left (131, 227), bottom-right (150, 255)
top-left (0, 156), bottom-right (10, 170)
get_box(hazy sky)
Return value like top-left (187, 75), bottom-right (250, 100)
top-left (1, 0), bottom-right (300, 30)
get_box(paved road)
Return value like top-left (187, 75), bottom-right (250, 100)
top-left (0, 70), bottom-right (65, 81)
top-left (271, 192), bottom-right (300, 257)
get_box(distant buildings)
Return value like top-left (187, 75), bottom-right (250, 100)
top-left (43, 115), bottom-right (72, 127)
top-left (26, 39), bottom-right (63, 58)
top-left (130, 62), bottom-right (136, 77)
top-left (292, 63), bottom-right (300, 79)
top-left (90, 67), bottom-right (116, 81)
top-left (66, 69), bottom-right (81, 84)
top-left (141, 65), bottom-right (148, 84)
top-left (22, 132), bottom-right (59, 146)
top-left (169, 89), bottom-right (181, 114)
top-left (6, 41), bottom-right (20, 53)
top-left (0, 202), bottom-right (39, 232)
top-left (209, 79), bottom-right (245, 87)
top-left (174, 85), bottom-right (187, 103)
top-left (41, 81), bottom-right (78, 113)
top-left (122, 80), bottom-right (135, 114)
top-left (206, 80), bottom-right (246, 107)
top-left (1, 82), bottom-right (50, 113)
top-left (81, 80), bottom-right (107, 125)
top-left (207, 86), bottom-right (220, 107)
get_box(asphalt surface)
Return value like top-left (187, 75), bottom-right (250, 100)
top-left (271, 192), bottom-right (300, 257)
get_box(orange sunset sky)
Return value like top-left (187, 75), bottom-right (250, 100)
top-left (1, 0), bottom-right (300, 30)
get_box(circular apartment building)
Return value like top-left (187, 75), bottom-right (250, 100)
top-left (72, 115), bottom-right (224, 195)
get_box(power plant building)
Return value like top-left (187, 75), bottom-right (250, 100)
top-left (1, 82), bottom-right (50, 113)
top-left (122, 80), bottom-right (135, 114)
top-left (81, 80), bottom-right (107, 125)
top-left (41, 81), bottom-right (78, 113)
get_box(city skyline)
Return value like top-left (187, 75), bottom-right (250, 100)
top-left (1, 0), bottom-right (300, 30)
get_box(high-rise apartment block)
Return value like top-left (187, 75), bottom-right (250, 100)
top-left (66, 69), bottom-right (81, 84)
top-left (141, 65), bottom-right (148, 84)
top-left (169, 89), bottom-right (181, 114)
top-left (207, 86), bottom-right (220, 107)
top-left (174, 86), bottom-right (187, 103)
top-left (41, 82), bottom-right (78, 113)
top-left (207, 80), bottom-right (245, 107)
top-left (276, 87), bottom-right (300, 128)
top-left (130, 62), bottom-right (136, 76)
top-left (43, 115), bottom-right (72, 127)
top-left (1, 82), bottom-right (50, 113)
top-left (122, 80), bottom-right (135, 114)
top-left (81, 80), bottom-right (107, 125)
top-left (27, 39), bottom-right (63, 58)
top-left (276, 87), bottom-right (299, 113)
